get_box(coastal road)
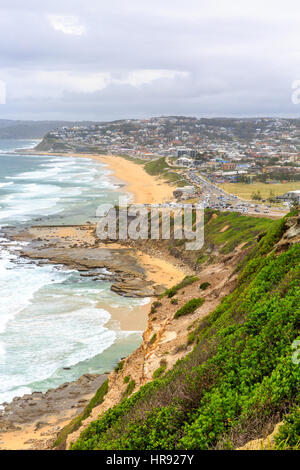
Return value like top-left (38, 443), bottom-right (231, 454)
top-left (180, 169), bottom-right (287, 218)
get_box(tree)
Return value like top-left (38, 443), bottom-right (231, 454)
top-left (251, 190), bottom-right (262, 201)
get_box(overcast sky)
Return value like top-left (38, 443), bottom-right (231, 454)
top-left (1, 0), bottom-right (300, 121)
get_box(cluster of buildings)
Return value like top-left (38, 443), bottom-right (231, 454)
top-left (47, 116), bottom-right (300, 184)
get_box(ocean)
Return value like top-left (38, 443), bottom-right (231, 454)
top-left (0, 140), bottom-right (148, 405)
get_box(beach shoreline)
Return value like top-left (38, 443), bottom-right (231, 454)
top-left (0, 150), bottom-right (188, 450)
top-left (23, 151), bottom-right (175, 204)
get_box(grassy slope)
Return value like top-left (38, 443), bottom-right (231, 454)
top-left (72, 215), bottom-right (300, 450)
top-left (145, 157), bottom-right (188, 187)
top-left (220, 182), bottom-right (300, 201)
top-left (199, 210), bottom-right (274, 256)
top-left (154, 209), bottom-right (275, 270)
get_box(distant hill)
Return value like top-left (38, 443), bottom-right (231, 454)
top-left (0, 120), bottom-right (98, 139)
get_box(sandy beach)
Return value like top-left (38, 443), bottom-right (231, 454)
top-left (97, 155), bottom-right (174, 204)
top-left (31, 152), bottom-right (175, 204)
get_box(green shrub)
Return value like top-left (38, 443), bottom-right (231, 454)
top-left (151, 301), bottom-right (162, 314)
top-left (187, 332), bottom-right (196, 345)
top-left (200, 282), bottom-right (211, 290)
top-left (123, 376), bottom-right (130, 384)
top-left (150, 333), bottom-right (157, 344)
top-left (153, 361), bottom-right (167, 379)
top-left (153, 301), bottom-right (162, 308)
top-left (274, 407), bottom-right (300, 450)
top-left (174, 298), bottom-right (204, 319)
top-left (162, 276), bottom-right (199, 298)
top-left (197, 254), bottom-right (209, 264)
top-left (170, 298), bottom-right (178, 305)
top-left (114, 360), bottom-right (124, 373)
top-left (124, 380), bottom-right (136, 397)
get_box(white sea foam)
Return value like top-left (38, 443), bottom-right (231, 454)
top-left (0, 149), bottom-right (138, 405)
top-left (0, 181), bottom-right (13, 188)
top-left (0, 245), bottom-right (67, 335)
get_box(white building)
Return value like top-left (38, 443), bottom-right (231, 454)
top-left (177, 157), bottom-right (194, 167)
top-left (279, 190), bottom-right (300, 204)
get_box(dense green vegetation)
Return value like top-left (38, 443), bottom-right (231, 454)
top-left (72, 215), bottom-right (299, 450)
top-left (274, 407), bottom-right (300, 450)
top-left (116, 154), bottom-right (145, 165)
top-left (174, 298), bottom-right (204, 319)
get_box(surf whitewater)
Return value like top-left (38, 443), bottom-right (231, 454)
top-left (0, 140), bottom-right (148, 405)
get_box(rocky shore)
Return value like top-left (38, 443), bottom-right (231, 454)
top-left (0, 221), bottom-right (188, 449)
top-left (0, 373), bottom-right (108, 450)
top-left (2, 224), bottom-right (170, 298)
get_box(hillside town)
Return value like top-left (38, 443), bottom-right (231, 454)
top-left (46, 116), bottom-right (299, 175)
top-left (40, 116), bottom-right (300, 212)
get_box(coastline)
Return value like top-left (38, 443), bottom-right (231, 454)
top-left (25, 151), bottom-right (175, 204)
top-left (96, 155), bottom-right (174, 204)
top-left (0, 150), bottom-right (187, 450)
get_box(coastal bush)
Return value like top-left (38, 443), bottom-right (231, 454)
top-left (123, 376), bottom-right (130, 384)
top-left (123, 380), bottom-right (136, 397)
top-left (151, 301), bottom-right (162, 314)
top-left (144, 157), bottom-right (188, 186)
top-left (162, 276), bottom-right (199, 298)
top-left (200, 282), bottom-right (211, 290)
top-left (153, 301), bottom-right (162, 309)
top-left (72, 217), bottom-right (300, 451)
top-left (114, 360), bottom-right (125, 373)
top-left (274, 407), bottom-right (300, 450)
top-left (174, 298), bottom-right (204, 319)
top-left (187, 332), bottom-right (196, 345)
top-left (170, 298), bottom-right (178, 305)
top-left (197, 254), bottom-right (209, 265)
top-left (153, 361), bottom-right (167, 379)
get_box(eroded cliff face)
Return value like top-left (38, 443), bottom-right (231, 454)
top-left (275, 214), bottom-right (300, 253)
top-left (65, 212), bottom-right (300, 451)
top-left (3, 212), bottom-right (297, 450)
top-left (65, 244), bottom-right (246, 449)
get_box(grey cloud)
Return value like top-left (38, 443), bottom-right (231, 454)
top-left (0, 0), bottom-right (300, 119)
